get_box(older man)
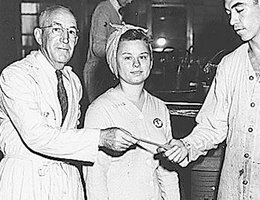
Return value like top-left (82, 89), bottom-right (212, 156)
top-left (162, 0), bottom-right (260, 199)
top-left (83, 0), bottom-right (134, 103)
top-left (0, 5), bottom-right (136, 200)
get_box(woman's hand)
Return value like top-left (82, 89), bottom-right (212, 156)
top-left (158, 139), bottom-right (188, 163)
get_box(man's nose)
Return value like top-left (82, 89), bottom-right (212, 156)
top-left (229, 12), bottom-right (239, 26)
top-left (60, 29), bottom-right (69, 44)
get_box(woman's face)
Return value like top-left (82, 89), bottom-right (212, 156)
top-left (116, 40), bottom-right (152, 86)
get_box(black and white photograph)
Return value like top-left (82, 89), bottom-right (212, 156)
top-left (0, 0), bottom-right (259, 200)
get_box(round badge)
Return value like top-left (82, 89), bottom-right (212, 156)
top-left (153, 118), bottom-right (163, 128)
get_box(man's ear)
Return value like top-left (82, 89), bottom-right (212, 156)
top-left (74, 36), bottom-right (79, 46)
top-left (149, 54), bottom-right (153, 70)
top-left (34, 28), bottom-right (43, 45)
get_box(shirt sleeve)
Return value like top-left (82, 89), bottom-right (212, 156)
top-left (182, 59), bottom-right (229, 162)
top-left (156, 104), bottom-right (180, 199)
top-left (156, 165), bottom-right (180, 200)
top-left (84, 102), bottom-right (112, 199)
top-left (91, 6), bottom-right (112, 58)
top-left (164, 104), bottom-right (174, 142)
top-left (0, 65), bottom-right (100, 162)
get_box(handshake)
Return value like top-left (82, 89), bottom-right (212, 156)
top-left (99, 127), bottom-right (189, 165)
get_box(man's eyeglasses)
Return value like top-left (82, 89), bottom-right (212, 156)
top-left (40, 23), bottom-right (79, 40)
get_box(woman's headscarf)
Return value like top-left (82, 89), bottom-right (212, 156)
top-left (106, 23), bottom-right (149, 78)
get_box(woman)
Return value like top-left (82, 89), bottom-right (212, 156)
top-left (84, 24), bottom-right (180, 200)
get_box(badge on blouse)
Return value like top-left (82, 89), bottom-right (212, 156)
top-left (153, 118), bottom-right (163, 128)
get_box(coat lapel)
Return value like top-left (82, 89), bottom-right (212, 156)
top-left (27, 51), bottom-right (81, 128)
top-left (61, 69), bottom-right (81, 129)
top-left (28, 52), bottom-right (62, 125)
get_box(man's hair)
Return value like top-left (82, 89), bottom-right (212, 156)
top-left (39, 5), bottom-right (75, 27)
top-left (119, 29), bottom-right (152, 54)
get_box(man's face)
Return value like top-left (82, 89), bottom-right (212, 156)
top-left (37, 9), bottom-right (78, 69)
top-left (225, 0), bottom-right (260, 42)
top-left (117, 0), bottom-right (133, 7)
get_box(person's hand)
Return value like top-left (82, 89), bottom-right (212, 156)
top-left (157, 139), bottom-right (188, 163)
top-left (99, 127), bottom-right (137, 151)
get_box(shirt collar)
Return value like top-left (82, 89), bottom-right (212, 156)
top-left (110, 0), bottom-right (122, 18)
top-left (35, 50), bottom-right (69, 80)
top-left (36, 50), bottom-right (56, 73)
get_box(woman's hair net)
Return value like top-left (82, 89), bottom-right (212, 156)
top-left (106, 23), bottom-right (152, 78)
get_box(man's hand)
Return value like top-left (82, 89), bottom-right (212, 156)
top-left (99, 127), bottom-right (137, 151)
top-left (158, 139), bottom-right (188, 163)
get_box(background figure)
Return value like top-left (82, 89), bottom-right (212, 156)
top-left (84, 24), bottom-right (180, 200)
top-left (83, 0), bottom-right (134, 104)
top-left (0, 5), bottom-right (136, 200)
top-left (161, 0), bottom-right (260, 199)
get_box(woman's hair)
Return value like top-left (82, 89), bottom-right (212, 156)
top-left (118, 29), bottom-right (152, 54)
